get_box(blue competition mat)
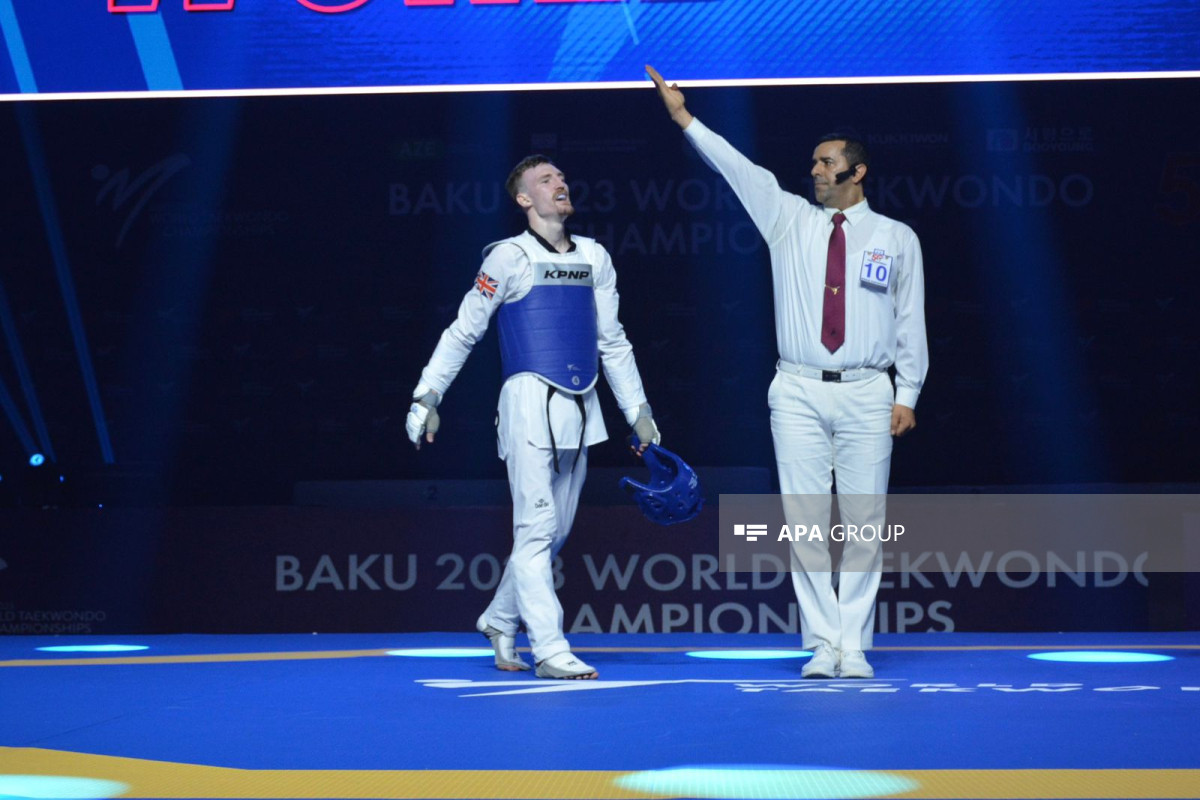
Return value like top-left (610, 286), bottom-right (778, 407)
top-left (2, 632), bottom-right (1198, 798)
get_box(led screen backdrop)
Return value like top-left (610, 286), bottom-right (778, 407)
top-left (2, 0), bottom-right (1200, 97)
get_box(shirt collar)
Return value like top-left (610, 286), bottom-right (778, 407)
top-left (822, 198), bottom-right (869, 225)
top-left (526, 226), bottom-right (576, 253)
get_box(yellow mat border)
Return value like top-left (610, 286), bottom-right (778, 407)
top-left (2, 748), bottom-right (1198, 799)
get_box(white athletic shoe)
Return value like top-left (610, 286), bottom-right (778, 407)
top-left (839, 650), bottom-right (875, 679)
top-left (475, 617), bottom-right (530, 672)
top-left (535, 651), bottom-right (598, 680)
top-left (801, 643), bottom-right (839, 679)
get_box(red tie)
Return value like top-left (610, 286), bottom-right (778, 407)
top-left (822, 212), bottom-right (847, 353)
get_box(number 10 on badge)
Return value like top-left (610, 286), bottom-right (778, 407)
top-left (860, 249), bottom-right (892, 289)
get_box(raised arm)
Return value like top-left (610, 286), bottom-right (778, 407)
top-left (646, 64), bottom-right (693, 130)
top-left (646, 64), bottom-right (792, 244)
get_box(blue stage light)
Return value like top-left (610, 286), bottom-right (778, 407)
top-left (687, 650), bottom-right (811, 660)
top-left (1029, 651), bottom-right (1174, 663)
top-left (615, 765), bottom-right (918, 799)
top-left (0, 775), bottom-right (128, 798)
top-left (37, 644), bottom-right (149, 653)
top-left (28, 453), bottom-right (44, 467)
top-left (386, 648), bottom-right (493, 658)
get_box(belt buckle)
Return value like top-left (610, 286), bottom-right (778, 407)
top-left (821, 370), bottom-right (841, 383)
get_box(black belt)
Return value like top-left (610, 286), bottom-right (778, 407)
top-left (776, 360), bottom-right (884, 383)
top-left (546, 384), bottom-right (586, 473)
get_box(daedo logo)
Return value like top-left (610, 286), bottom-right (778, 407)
top-left (109, 0), bottom-right (629, 14)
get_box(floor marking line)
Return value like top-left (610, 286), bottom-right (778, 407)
top-left (4, 643), bottom-right (1197, 668)
top-left (0, 648), bottom-right (393, 667)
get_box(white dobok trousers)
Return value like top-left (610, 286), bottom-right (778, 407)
top-left (481, 397), bottom-right (588, 663)
top-left (769, 368), bottom-right (894, 652)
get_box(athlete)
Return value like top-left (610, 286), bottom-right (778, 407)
top-left (407, 155), bottom-right (660, 680)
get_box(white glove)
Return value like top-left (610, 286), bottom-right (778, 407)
top-left (405, 387), bottom-right (441, 450)
top-left (632, 403), bottom-right (660, 447)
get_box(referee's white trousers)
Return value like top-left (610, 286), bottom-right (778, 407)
top-left (769, 369), bottom-right (894, 652)
top-left (480, 439), bottom-right (587, 664)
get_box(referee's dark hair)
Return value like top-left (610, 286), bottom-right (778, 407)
top-left (816, 130), bottom-right (870, 172)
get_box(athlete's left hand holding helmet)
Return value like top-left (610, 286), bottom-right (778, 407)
top-left (631, 403), bottom-right (661, 453)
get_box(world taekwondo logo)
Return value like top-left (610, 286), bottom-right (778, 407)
top-left (733, 524), bottom-right (768, 542)
top-left (94, 154), bottom-right (191, 248)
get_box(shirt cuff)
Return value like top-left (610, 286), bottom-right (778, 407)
top-left (683, 117), bottom-right (709, 143)
top-left (894, 387), bottom-right (920, 410)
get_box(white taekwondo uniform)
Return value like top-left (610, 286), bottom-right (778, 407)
top-left (415, 229), bottom-right (649, 662)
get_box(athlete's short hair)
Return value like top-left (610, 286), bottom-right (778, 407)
top-left (505, 154), bottom-right (556, 202)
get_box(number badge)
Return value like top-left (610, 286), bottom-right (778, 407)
top-left (860, 248), bottom-right (892, 290)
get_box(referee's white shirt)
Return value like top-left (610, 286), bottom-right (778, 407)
top-left (685, 118), bottom-right (929, 408)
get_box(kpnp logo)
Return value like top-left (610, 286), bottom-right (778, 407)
top-left (733, 524), bottom-right (768, 543)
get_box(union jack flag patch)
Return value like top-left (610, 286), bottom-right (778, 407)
top-left (474, 271), bottom-right (499, 299)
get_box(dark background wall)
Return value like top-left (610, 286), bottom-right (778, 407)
top-left (1, 78), bottom-right (1198, 633)
top-left (3, 78), bottom-right (1199, 501)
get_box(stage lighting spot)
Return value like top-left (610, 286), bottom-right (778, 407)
top-left (687, 650), bottom-right (811, 660)
top-left (386, 648), bottom-right (494, 658)
top-left (0, 775), bottom-right (128, 798)
top-left (614, 766), bottom-right (918, 799)
top-left (29, 453), bottom-right (45, 467)
top-left (1029, 651), bottom-right (1174, 663)
top-left (36, 644), bottom-right (149, 653)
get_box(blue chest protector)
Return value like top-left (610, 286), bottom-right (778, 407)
top-left (491, 236), bottom-right (599, 395)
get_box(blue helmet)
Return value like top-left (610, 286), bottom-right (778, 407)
top-left (620, 437), bottom-right (704, 526)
